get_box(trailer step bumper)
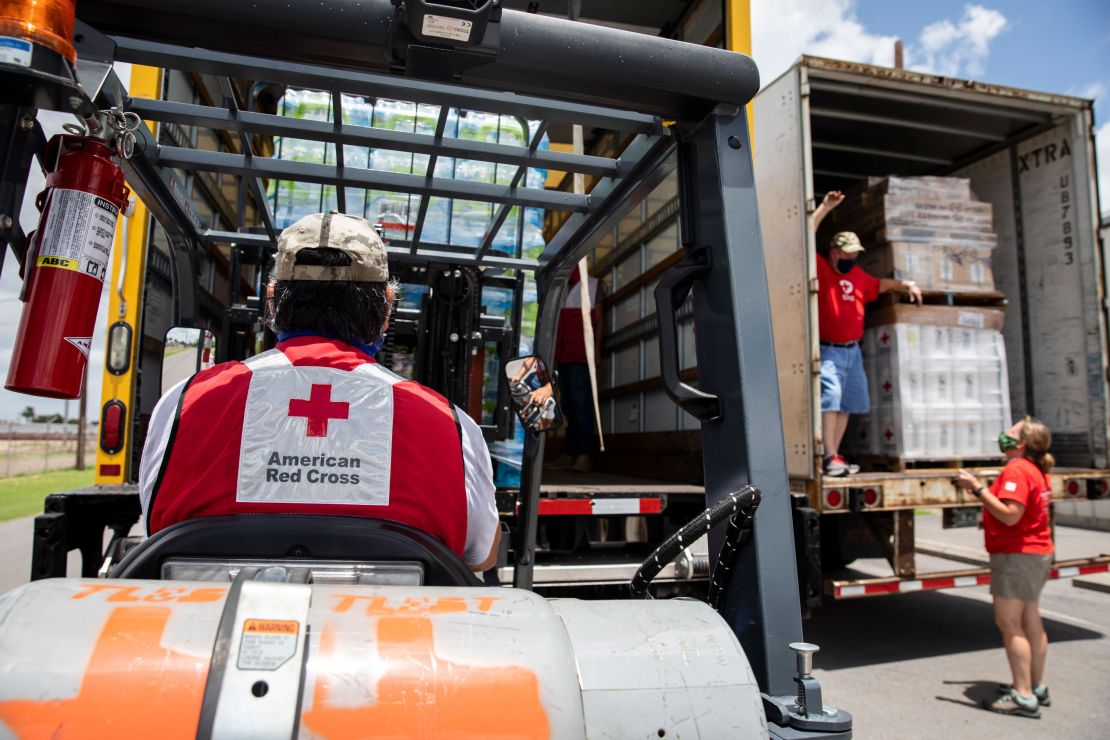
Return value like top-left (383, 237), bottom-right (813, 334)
top-left (827, 555), bottom-right (1110, 599)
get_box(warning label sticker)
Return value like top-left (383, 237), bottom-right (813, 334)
top-left (237, 619), bottom-right (300, 671)
top-left (36, 189), bottom-right (118, 284)
top-left (65, 337), bottom-right (92, 358)
top-left (421, 14), bottom-right (474, 42)
top-left (0, 37), bottom-right (32, 68)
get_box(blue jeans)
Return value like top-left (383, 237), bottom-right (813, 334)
top-left (557, 362), bottom-right (597, 456)
top-left (820, 344), bottom-right (870, 414)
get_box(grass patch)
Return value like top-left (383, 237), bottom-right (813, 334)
top-left (0, 468), bottom-right (94, 521)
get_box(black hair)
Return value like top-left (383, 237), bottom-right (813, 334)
top-left (269, 247), bottom-right (394, 344)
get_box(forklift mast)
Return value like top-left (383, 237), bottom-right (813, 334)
top-left (0, 0), bottom-right (815, 706)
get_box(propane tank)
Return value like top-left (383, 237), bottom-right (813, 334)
top-left (0, 579), bottom-right (766, 738)
top-left (5, 113), bottom-right (133, 399)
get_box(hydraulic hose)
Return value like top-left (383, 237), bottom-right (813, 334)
top-left (629, 485), bottom-right (761, 600)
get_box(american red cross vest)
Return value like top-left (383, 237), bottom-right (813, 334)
top-left (147, 337), bottom-right (468, 556)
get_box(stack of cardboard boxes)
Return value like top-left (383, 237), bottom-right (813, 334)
top-left (824, 176), bottom-right (1012, 463)
top-left (825, 176), bottom-right (999, 297)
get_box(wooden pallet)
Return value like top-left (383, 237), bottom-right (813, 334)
top-left (853, 454), bottom-right (999, 473)
top-left (874, 290), bottom-right (1007, 308)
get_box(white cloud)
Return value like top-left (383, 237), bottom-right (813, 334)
top-left (1071, 81), bottom-right (1107, 102)
top-left (910, 5), bottom-right (1007, 77)
top-left (751, 0), bottom-right (898, 85)
top-left (751, 1), bottom-right (1007, 84)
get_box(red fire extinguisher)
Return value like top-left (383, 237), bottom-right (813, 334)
top-left (5, 128), bottom-right (131, 399)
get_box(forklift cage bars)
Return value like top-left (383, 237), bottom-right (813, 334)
top-left (5, 5), bottom-right (812, 699)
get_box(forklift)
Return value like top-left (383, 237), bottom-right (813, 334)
top-left (0, 1), bottom-right (852, 736)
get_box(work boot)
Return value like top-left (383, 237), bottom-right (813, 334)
top-left (983, 689), bottom-right (1040, 718)
top-left (571, 455), bottom-right (593, 473)
top-left (546, 454), bottom-right (575, 471)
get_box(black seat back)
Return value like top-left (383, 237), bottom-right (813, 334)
top-left (111, 515), bottom-right (482, 586)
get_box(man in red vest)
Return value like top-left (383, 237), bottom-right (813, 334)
top-left (138, 212), bottom-right (500, 571)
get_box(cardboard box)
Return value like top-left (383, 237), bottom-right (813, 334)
top-left (818, 175), bottom-right (999, 251)
top-left (856, 242), bottom-right (995, 294)
top-left (866, 304), bottom-right (1006, 332)
top-left (863, 175), bottom-right (972, 202)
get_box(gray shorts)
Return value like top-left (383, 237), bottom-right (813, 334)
top-left (990, 553), bottom-right (1053, 601)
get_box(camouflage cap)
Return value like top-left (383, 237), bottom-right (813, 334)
top-left (274, 211), bottom-right (389, 282)
top-left (831, 231), bottom-right (864, 254)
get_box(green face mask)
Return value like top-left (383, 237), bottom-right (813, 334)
top-left (998, 432), bottom-right (1020, 453)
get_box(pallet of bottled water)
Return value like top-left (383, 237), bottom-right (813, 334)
top-left (851, 305), bottom-right (1011, 462)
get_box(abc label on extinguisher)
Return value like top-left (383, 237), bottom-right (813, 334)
top-left (35, 188), bottom-right (118, 283)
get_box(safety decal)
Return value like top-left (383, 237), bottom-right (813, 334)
top-left (237, 619), bottom-right (300, 671)
top-left (0, 37), bottom-right (32, 67)
top-left (421, 14), bottom-right (473, 42)
top-left (37, 188), bottom-right (117, 282)
top-left (66, 336), bottom-right (93, 357)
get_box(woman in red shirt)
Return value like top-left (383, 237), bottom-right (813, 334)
top-left (957, 417), bottom-right (1055, 718)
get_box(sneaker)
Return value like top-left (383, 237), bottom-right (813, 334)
top-left (546, 454), bottom-right (575, 471)
top-left (571, 455), bottom-right (593, 473)
top-left (824, 454), bottom-right (850, 477)
top-left (998, 684), bottom-right (1050, 707)
top-left (983, 689), bottom-right (1040, 718)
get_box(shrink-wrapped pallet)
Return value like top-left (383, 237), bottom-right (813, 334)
top-left (849, 305), bottom-right (1011, 461)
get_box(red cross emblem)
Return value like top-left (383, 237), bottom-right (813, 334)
top-left (884, 427), bottom-right (894, 441)
top-left (883, 380), bottom-right (892, 393)
top-left (880, 331), bottom-right (890, 346)
top-left (288, 384), bottom-right (349, 437)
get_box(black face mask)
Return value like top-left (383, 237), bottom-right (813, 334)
top-left (836, 259), bottom-right (856, 273)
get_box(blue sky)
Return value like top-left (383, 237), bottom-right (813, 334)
top-left (752, 0), bottom-right (1109, 201)
top-left (856, 0), bottom-right (1108, 117)
top-left (0, 4), bottom-right (1107, 421)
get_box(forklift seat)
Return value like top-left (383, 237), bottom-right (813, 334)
top-left (111, 514), bottom-right (482, 586)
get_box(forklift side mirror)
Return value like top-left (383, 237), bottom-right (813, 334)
top-left (504, 355), bottom-right (562, 434)
top-left (161, 327), bottom-right (218, 393)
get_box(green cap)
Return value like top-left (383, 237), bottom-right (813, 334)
top-left (831, 231), bottom-right (864, 253)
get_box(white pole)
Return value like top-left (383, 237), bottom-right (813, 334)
top-left (572, 124), bottom-right (605, 452)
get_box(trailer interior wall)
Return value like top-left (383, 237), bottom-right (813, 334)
top-left (754, 58), bottom-right (1109, 473)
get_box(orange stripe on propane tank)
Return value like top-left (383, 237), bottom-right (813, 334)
top-left (70, 583), bottom-right (227, 603)
top-left (301, 619), bottom-right (550, 738)
top-left (329, 593), bottom-right (499, 615)
top-left (0, 606), bottom-right (209, 738)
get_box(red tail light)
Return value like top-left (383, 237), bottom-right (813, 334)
top-left (100, 400), bottom-right (125, 454)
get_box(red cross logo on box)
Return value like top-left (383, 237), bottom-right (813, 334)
top-left (289, 384), bottom-right (350, 437)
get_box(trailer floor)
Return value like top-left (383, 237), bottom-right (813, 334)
top-left (538, 471), bottom-right (704, 497)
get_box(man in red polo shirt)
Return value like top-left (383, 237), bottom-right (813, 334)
top-left (138, 212), bottom-right (500, 570)
top-left (814, 192), bottom-right (922, 475)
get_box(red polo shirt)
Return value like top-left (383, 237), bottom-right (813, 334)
top-left (816, 257), bottom-right (880, 344)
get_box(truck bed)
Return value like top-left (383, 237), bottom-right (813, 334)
top-left (816, 466), bottom-right (1109, 510)
top-left (539, 472), bottom-right (704, 497)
